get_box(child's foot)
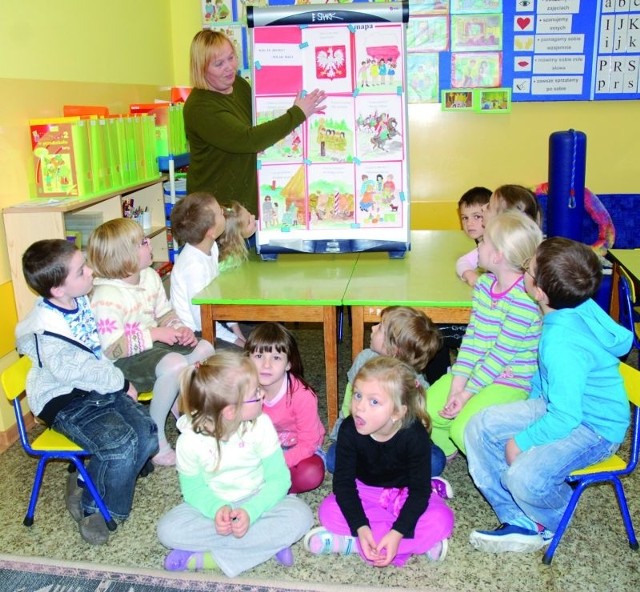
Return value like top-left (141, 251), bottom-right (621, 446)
top-left (431, 477), bottom-right (454, 500)
top-left (469, 523), bottom-right (549, 553)
top-left (138, 459), bottom-right (155, 478)
top-left (426, 538), bottom-right (449, 561)
top-left (152, 443), bottom-right (176, 467)
top-left (274, 547), bottom-right (294, 567)
top-left (164, 550), bottom-right (217, 571)
top-left (303, 527), bottom-right (358, 555)
top-left (78, 513), bottom-right (110, 545)
top-left (65, 472), bottom-right (84, 522)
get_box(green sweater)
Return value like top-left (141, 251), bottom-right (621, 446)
top-left (184, 77), bottom-right (306, 215)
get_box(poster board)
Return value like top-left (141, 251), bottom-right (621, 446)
top-left (248, 3), bottom-right (411, 258)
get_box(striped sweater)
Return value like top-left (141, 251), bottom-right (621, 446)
top-left (453, 273), bottom-right (541, 394)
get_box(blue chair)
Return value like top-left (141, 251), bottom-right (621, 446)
top-left (618, 268), bottom-right (640, 353)
top-left (1, 356), bottom-right (117, 531)
top-left (542, 362), bottom-right (640, 564)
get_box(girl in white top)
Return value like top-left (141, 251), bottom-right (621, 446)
top-left (157, 351), bottom-right (313, 576)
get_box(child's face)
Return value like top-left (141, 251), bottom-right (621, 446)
top-left (249, 349), bottom-right (291, 394)
top-left (351, 378), bottom-right (403, 441)
top-left (477, 234), bottom-right (498, 272)
top-left (239, 378), bottom-right (264, 422)
top-left (459, 203), bottom-right (485, 239)
top-left (370, 322), bottom-right (389, 355)
top-left (523, 255), bottom-right (538, 299)
top-left (61, 250), bottom-right (94, 298)
top-left (210, 202), bottom-right (226, 239)
top-left (137, 236), bottom-right (153, 270)
top-left (240, 207), bottom-right (257, 238)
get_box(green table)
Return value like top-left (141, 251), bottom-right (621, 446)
top-left (343, 230), bottom-right (474, 361)
top-left (193, 253), bottom-right (358, 426)
top-left (608, 248), bottom-right (640, 321)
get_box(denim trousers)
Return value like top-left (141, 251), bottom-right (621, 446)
top-left (464, 398), bottom-right (619, 533)
top-left (52, 391), bottom-right (159, 520)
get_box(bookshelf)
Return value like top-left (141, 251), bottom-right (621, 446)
top-left (3, 177), bottom-right (168, 321)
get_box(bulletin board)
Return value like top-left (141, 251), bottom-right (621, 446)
top-left (247, 3), bottom-right (411, 257)
top-left (203, 0), bottom-right (640, 104)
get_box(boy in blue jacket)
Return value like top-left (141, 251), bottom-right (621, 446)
top-left (465, 237), bottom-right (633, 553)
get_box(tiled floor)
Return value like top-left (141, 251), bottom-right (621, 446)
top-left (1, 326), bottom-right (638, 591)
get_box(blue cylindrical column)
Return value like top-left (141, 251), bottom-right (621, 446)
top-left (547, 130), bottom-right (586, 241)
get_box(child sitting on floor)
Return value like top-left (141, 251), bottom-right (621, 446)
top-left (305, 357), bottom-right (454, 566)
top-left (157, 351), bottom-right (313, 575)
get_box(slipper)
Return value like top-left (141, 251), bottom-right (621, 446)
top-left (303, 527), bottom-right (357, 555)
top-left (274, 546), bottom-right (294, 567)
top-left (164, 550), bottom-right (205, 571)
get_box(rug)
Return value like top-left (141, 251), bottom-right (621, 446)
top-left (0, 553), bottom-right (420, 592)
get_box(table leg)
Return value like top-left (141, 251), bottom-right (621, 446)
top-left (351, 306), bottom-right (364, 363)
top-left (200, 305), bottom-right (216, 344)
top-left (610, 262), bottom-right (621, 322)
top-left (323, 306), bottom-right (338, 428)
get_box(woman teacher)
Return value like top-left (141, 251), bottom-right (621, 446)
top-left (185, 30), bottom-right (327, 215)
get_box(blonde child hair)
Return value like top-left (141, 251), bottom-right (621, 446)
top-left (218, 201), bottom-right (253, 270)
top-left (353, 356), bottom-right (432, 433)
top-left (88, 218), bottom-right (144, 279)
top-left (180, 351), bottom-right (258, 464)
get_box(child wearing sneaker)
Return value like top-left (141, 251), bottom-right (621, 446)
top-left (88, 218), bottom-right (215, 466)
top-left (15, 239), bottom-right (158, 545)
top-left (245, 323), bottom-right (326, 494)
top-left (465, 238), bottom-right (633, 553)
top-left (305, 357), bottom-right (454, 567)
top-left (326, 306), bottom-right (452, 497)
top-left (157, 351), bottom-right (313, 577)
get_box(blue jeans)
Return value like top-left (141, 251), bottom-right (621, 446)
top-left (52, 391), bottom-right (158, 520)
top-left (325, 440), bottom-right (446, 477)
top-left (464, 398), bottom-right (620, 533)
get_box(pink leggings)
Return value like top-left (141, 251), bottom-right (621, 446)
top-left (289, 454), bottom-right (325, 494)
top-left (318, 480), bottom-right (454, 567)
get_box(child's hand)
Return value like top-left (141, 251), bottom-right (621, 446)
top-left (175, 326), bottom-right (198, 347)
top-left (127, 383), bottom-right (138, 401)
top-left (373, 529), bottom-right (403, 567)
top-left (505, 438), bottom-right (521, 465)
top-left (462, 269), bottom-right (480, 287)
top-left (356, 525), bottom-right (379, 563)
top-left (215, 505), bottom-right (234, 535)
top-left (229, 508), bottom-right (249, 538)
top-left (151, 326), bottom-right (181, 345)
top-left (440, 389), bottom-right (472, 418)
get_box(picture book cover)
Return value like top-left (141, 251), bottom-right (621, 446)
top-left (353, 24), bottom-right (404, 95)
top-left (306, 95), bottom-right (355, 164)
top-left (257, 163), bottom-right (307, 231)
top-left (354, 93), bottom-right (404, 162)
top-left (307, 163), bottom-right (356, 230)
top-left (355, 160), bottom-right (404, 228)
top-left (302, 26), bottom-right (354, 95)
top-left (253, 26), bottom-right (303, 96)
top-left (255, 96), bottom-right (305, 163)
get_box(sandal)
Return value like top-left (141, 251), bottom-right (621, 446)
top-left (274, 546), bottom-right (294, 567)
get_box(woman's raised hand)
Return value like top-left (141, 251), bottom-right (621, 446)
top-left (294, 88), bottom-right (327, 118)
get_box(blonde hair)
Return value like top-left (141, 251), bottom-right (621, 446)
top-left (353, 356), bottom-right (432, 433)
top-left (180, 351), bottom-right (259, 468)
top-left (379, 306), bottom-right (442, 372)
top-left (87, 218), bottom-right (144, 279)
top-left (189, 30), bottom-right (236, 90)
top-left (483, 210), bottom-right (543, 272)
top-left (218, 201), bottom-right (250, 269)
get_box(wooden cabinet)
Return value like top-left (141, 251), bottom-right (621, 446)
top-left (3, 178), bottom-right (168, 321)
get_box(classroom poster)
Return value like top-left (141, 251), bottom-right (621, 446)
top-left (249, 4), bottom-right (410, 254)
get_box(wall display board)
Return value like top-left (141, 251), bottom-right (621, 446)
top-left (248, 3), bottom-right (411, 258)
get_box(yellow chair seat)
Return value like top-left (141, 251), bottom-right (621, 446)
top-left (571, 454), bottom-right (627, 476)
top-left (32, 429), bottom-right (83, 452)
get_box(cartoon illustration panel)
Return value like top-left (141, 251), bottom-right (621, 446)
top-left (258, 163), bottom-right (307, 231)
top-left (306, 163), bottom-right (356, 231)
top-left (355, 161), bottom-right (404, 229)
top-left (253, 26), bottom-right (304, 96)
top-left (301, 26), bottom-right (354, 95)
top-left (306, 95), bottom-right (355, 164)
top-left (407, 53), bottom-right (440, 103)
top-left (353, 24), bottom-right (404, 95)
top-left (255, 96), bottom-right (305, 164)
top-left (354, 94), bottom-right (404, 162)
top-left (202, 0), bottom-right (235, 26)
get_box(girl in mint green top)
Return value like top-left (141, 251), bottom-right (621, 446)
top-left (157, 351), bottom-right (313, 576)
